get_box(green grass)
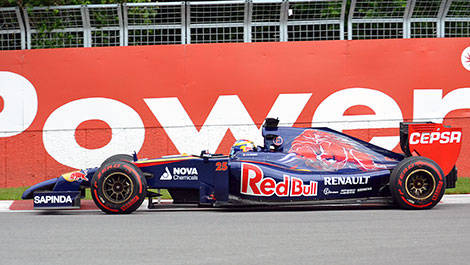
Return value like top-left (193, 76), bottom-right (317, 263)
top-left (0, 187), bottom-right (29, 200)
top-left (1, 179), bottom-right (469, 200)
top-left (445, 177), bottom-right (470, 194)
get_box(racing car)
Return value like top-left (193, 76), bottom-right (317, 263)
top-left (22, 118), bottom-right (462, 213)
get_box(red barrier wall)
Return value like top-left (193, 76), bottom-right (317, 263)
top-left (1, 38), bottom-right (470, 187)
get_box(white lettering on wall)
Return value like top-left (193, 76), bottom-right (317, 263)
top-left (0, 72), bottom-right (38, 137)
top-left (43, 98), bottom-right (145, 169)
top-left (312, 88), bottom-right (403, 150)
top-left (144, 94), bottom-right (311, 154)
top-left (413, 88), bottom-right (470, 123)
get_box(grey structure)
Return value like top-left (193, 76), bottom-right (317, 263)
top-left (23, 4), bottom-right (123, 48)
top-left (408, 0), bottom-right (447, 38)
top-left (348, 0), bottom-right (411, 40)
top-left (124, 2), bottom-right (185, 45)
top-left (0, 0), bottom-right (469, 50)
top-left (0, 7), bottom-right (25, 50)
top-left (23, 5), bottom-right (86, 49)
top-left (443, 0), bottom-right (470, 37)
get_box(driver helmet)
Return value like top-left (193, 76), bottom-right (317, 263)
top-left (230, 139), bottom-right (256, 157)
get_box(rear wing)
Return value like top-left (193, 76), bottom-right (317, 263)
top-left (400, 122), bottom-right (462, 182)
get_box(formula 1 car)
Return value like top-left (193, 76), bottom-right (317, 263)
top-left (22, 118), bottom-right (462, 213)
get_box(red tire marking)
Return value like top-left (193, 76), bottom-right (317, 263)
top-left (124, 164), bottom-right (142, 193)
top-left (414, 161), bottom-right (443, 180)
top-left (93, 189), bottom-right (118, 213)
top-left (120, 195), bottom-right (139, 211)
top-left (400, 196), bottom-right (432, 208)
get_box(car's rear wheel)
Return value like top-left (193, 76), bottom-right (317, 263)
top-left (91, 161), bottom-right (146, 214)
top-left (390, 156), bottom-right (445, 210)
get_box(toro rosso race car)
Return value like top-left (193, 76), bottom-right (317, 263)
top-left (22, 118), bottom-right (462, 214)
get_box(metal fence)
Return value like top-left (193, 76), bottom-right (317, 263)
top-left (124, 2), bottom-right (184, 46)
top-left (443, 0), bottom-right (470, 37)
top-left (0, 0), bottom-right (469, 50)
top-left (348, 0), bottom-right (461, 39)
top-left (0, 7), bottom-right (25, 50)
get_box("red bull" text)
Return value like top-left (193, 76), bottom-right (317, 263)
top-left (241, 163), bottom-right (318, 197)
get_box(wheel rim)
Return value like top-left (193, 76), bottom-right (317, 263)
top-left (405, 169), bottom-right (436, 200)
top-left (102, 172), bottom-right (134, 204)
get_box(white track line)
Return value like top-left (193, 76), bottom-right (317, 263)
top-left (0, 195), bottom-right (469, 213)
top-left (0, 200), bottom-right (13, 212)
top-left (440, 194), bottom-right (470, 204)
top-left (140, 199), bottom-right (173, 209)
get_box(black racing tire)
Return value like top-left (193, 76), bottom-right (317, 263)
top-left (100, 154), bottom-right (133, 167)
top-left (91, 161), bottom-right (147, 214)
top-left (390, 156), bottom-right (445, 210)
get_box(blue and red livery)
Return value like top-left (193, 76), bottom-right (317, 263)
top-left (22, 118), bottom-right (462, 213)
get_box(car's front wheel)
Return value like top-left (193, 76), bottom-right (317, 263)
top-left (91, 161), bottom-right (147, 214)
top-left (100, 154), bottom-right (133, 167)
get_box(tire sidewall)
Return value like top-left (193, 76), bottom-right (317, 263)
top-left (390, 157), bottom-right (445, 210)
top-left (91, 161), bottom-right (146, 214)
top-left (100, 154), bottom-right (133, 168)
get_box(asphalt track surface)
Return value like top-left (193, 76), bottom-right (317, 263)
top-left (1, 203), bottom-right (469, 265)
